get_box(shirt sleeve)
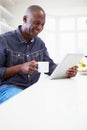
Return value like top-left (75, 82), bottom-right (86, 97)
top-left (42, 42), bottom-right (57, 75)
top-left (0, 36), bottom-right (7, 80)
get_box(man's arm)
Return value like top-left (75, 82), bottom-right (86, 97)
top-left (42, 43), bottom-right (57, 75)
top-left (42, 43), bottom-right (78, 77)
top-left (4, 61), bottom-right (37, 79)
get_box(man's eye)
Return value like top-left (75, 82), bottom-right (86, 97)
top-left (35, 22), bottom-right (40, 25)
top-left (34, 21), bottom-right (44, 27)
top-left (41, 23), bottom-right (44, 27)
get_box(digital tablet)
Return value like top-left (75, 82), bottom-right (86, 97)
top-left (50, 53), bottom-right (84, 79)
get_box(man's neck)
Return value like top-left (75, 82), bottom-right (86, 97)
top-left (20, 26), bottom-right (32, 43)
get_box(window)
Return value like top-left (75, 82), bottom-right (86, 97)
top-left (78, 32), bottom-right (87, 54)
top-left (77, 16), bottom-right (87, 30)
top-left (59, 17), bottom-right (75, 31)
top-left (77, 16), bottom-right (87, 55)
top-left (39, 15), bottom-right (87, 63)
top-left (59, 33), bottom-right (76, 57)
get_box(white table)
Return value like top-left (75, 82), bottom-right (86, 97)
top-left (0, 74), bottom-right (87, 130)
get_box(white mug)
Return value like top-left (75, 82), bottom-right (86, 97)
top-left (37, 61), bottom-right (49, 73)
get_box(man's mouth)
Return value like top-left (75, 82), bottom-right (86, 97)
top-left (33, 30), bottom-right (40, 35)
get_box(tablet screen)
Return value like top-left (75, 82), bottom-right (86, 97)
top-left (50, 53), bottom-right (84, 79)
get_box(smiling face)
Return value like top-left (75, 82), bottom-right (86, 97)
top-left (22, 6), bottom-right (45, 41)
top-left (27, 11), bottom-right (45, 36)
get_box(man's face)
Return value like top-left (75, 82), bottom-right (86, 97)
top-left (24, 11), bottom-right (45, 37)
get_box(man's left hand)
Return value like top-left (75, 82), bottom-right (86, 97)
top-left (66, 66), bottom-right (78, 78)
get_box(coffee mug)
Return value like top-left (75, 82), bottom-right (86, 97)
top-left (37, 61), bottom-right (49, 73)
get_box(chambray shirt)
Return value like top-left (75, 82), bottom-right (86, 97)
top-left (0, 26), bottom-right (56, 89)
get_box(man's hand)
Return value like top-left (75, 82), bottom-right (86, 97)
top-left (4, 60), bottom-right (38, 79)
top-left (20, 60), bottom-right (38, 74)
top-left (66, 66), bottom-right (78, 78)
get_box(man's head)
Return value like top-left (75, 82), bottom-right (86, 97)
top-left (21, 5), bottom-right (46, 40)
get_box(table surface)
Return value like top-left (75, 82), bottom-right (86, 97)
top-left (0, 74), bottom-right (87, 130)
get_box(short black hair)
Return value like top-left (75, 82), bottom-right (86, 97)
top-left (25, 5), bottom-right (45, 16)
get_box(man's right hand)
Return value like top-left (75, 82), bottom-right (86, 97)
top-left (4, 60), bottom-right (38, 79)
top-left (20, 60), bottom-right (37, 74)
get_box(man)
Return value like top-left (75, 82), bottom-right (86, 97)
top-left (0, 5), bottom-right (78, 104)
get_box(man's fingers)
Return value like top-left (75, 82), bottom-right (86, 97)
top-left (66, 66), bottom-right (78, 77)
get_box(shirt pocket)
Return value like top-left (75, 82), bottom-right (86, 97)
top-left (5, 49), bottom-right (25, 66)
top-left (28, 49), bottom-right (44, 61)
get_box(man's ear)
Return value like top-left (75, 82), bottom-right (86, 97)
top-left (23, 16), bottom-right (27, 23)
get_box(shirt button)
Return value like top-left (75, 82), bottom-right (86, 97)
top-left (18, 54), bottom-right (20, 56)
top-left (27, 55), bottom-right (29, 57)
top-left (28, 75), bottom-right (30, 78)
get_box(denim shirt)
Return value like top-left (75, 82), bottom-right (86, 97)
top-left (0, 26), bottom-right (57, 89)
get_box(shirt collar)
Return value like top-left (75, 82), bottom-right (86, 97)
top-left (15, 25), bottom-right (34, 44)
